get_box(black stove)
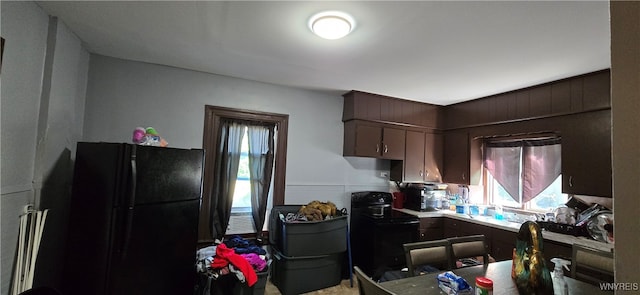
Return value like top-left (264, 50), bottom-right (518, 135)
top-left (350, 191), bottom-right (419, 277)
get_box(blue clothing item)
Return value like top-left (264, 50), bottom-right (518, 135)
top-left (223, 235), bottom-right (267, 255)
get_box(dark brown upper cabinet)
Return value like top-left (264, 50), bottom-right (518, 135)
top-left (443, 70), bottom-right (611, 130)
top-left (442, 130), bottom-right (482, 185)
top-left (343, 90), bottom-right (442, 129)
top-left (397, 130), bottom-right (426, 182)
top-left (380, 97), bottom-right (403, 123)
top-left (561, 110), bottom-right (612, 197)
top-left (582, 70), bottom-right (611, 110)
top-left (529, 84), bottom-right (552, 118)
top-left (424, 132), bottom-right (444, 182)
top-left (342, 91), bottom-right (382, 121)
top-left (343, 120), bottom-right (405, 160)
top-left (551, 79), bottom-right (572, 114)
top-left (391, 130), bottom-right (444, 183)
top-left (443, 131), bottom-right (470, 184)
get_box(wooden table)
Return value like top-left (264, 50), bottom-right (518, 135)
top-left (379, 260), bottom-right (611, 295)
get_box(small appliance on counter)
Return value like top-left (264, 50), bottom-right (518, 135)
top-left (402, 183), bottom-right (447, 212)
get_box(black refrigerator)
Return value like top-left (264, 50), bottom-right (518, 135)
top-left (62, 142), bottom-right (204, 295)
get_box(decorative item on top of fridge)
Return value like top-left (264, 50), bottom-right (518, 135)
top-left (132, 126), bottom-right (168, 147)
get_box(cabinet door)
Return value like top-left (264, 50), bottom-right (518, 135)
top-left (443, 131), bottom-right (470, 184)
top-left (355, 124), bottom-right (383, 158)
top-left (342, 91), bottom-right (381, 121)
top-left (582, 71), bottom-right (611, 111)
top-left (544, 240), bottom-right (572, 268)
top-left (490, 228), bottom-right (517, 261)
top-left (382, 128), bottom-right (405, 160)
top-left (561, 110), bottom-right (612, 197)
top-left (425, 132), bottom-right (443, 182)
top-left (443, 218), bottom-right (458, 238)
top-left (404, 130), bottom-right (426, 182)
top-left (418, 217), bottom-right (444, 241)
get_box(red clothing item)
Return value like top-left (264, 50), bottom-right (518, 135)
top-left (211, 244), bottom-right (258, 286)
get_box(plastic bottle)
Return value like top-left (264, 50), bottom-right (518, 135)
top-left (550, 258), bottom-right (571, 295)
top-left (494, 205), bottom-right (504, 220)
top-left (449, 194), bottom-right (458, 211)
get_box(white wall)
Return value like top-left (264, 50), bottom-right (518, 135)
top-left (1, 2), bottom-right (89, 293)
top-left (1, 2), bottom-right (49, 294)
top-left (32, 15), bottom-right (89, 290)
top-left (83, 55), bottom-right (390, 212)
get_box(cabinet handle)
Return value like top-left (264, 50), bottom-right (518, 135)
top-left (462, 173), bottom-right (466, 180)
top-left (419, 170), bottom-right (423, 177)
top-left (376, 144), bottom-right (380, 153)
top-left (569, 176), bottom-right (573, 187)
top-left (384, 144), bottom-right (388, 153)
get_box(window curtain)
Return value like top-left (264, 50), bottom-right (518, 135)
top-left (484, 144), bottom-right (522, 202)
top-left (247, 124), bottom-right (276, 240)
top-left (210, 121), bottom-right (245, 240)
top-left (522, 139), bottom-right (561, 203)
top-left (484, 137), bottom-right (561, 204)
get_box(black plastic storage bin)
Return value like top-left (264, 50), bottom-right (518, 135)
top-left (208, 266), bottom-right (269, 295)
top-left (270, 250), bottom-right (343, 295)
top-left (269, 205), bottom-right (348, 256)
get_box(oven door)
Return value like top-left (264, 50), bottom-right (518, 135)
top-left (372, 219), bottom-right (420, 271)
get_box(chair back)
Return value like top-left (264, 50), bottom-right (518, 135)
top-left (403, 239), bottom-right (452, 277)
top-left (571, 244), bottom-right (614, 285)
top-left (448, 234), bottom-right (489, 268)
top-left (353, 266), bottom-right (397, 295)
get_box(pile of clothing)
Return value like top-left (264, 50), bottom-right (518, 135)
top-left (195, 236), bottom-right (269, 295)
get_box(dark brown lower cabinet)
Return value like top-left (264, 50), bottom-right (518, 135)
top-left (440, 218), bottom-right (573, 263)
top-left (418, 218), bottom-right (444, 241)
top-left (542, 240), bottom-right (572, 268)
top-left (490, 228), bottom-right (518, 261)
top-left (489, 227), bottom-right (572, 264)
top-left (443, 219), bottom-right (493, 255)
top-left (444, 218), bottom-right (491, 238)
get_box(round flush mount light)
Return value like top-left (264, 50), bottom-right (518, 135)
top-left (308, 11), bottom-right (355, 40)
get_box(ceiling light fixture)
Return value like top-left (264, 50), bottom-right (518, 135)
top-left (309, 11), bottom-right (355, 40)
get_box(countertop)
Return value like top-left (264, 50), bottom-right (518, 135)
top-left (395, 208), bottom-right (614, 253)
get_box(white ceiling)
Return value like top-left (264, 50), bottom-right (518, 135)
top-left (36, 1), bottom-right (611, 106)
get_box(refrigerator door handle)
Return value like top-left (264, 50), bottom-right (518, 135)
top-left (122, 145), bottom-right (138, 259)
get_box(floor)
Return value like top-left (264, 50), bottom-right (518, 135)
top-left (265, 278), bottom-right (359, 295)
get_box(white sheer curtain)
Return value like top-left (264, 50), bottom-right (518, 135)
top-left (247, 124), bottom-right (276, 240)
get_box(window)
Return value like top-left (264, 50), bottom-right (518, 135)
top-left (231, 127), bottom-right (252, 212)
top-left (200, 106), bottom-right (288, 242)
top-left (483, 136), bottom-right (568, 211)
top-left (227, 126), bottom-right (276, 235)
